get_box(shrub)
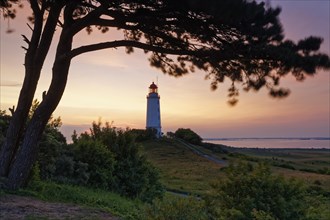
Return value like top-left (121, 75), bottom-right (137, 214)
top-left (205, 162), bottom-right (308, 220)
top-left (72, 139), bottom-right (115, 189)
top-left (37, 127), bottom-right (67, 180)
top-left (70, 121), bottom-right (164, 201)
top-left (129, 128), bottom-right (157, 142)
top-left (0, 110), bottom-right (11, 147)
top-left (53, 155), bottom-right (90, 185)
top-left (174, 128), bottom-right (202, 145)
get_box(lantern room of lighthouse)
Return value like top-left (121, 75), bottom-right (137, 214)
top-left (146, 82), bottom-right (162, 137)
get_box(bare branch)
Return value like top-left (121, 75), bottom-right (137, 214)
top-left (69, 40), bottom-right (219, 59)
top-left (21, 34), bottom-right (30, 44)
top-left (26, 23), bottom-right (33, 31)
top-left (8, 106), bottom-right (15, 115)
top-left (42, 91), bottom-right (47, 100)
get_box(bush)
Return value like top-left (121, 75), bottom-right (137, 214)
top-left (174, 128), bottom-right (202, 145)
top-left (73, 140), bottom-right (115, 188)
top-left (53, 155), bottom-right (90, 185)
top-left (129, 128), bottom-right (158, 142)
top-left (0, 110), bottom-right (11, 147)
top-left (69, 121), bottom-right (164, 201)
top-left (205, 162), bottom-right (308, 220)
top-left (37, 127), bottom-right (67, 180)
top-left (27, 118), bottom-right (164, 202)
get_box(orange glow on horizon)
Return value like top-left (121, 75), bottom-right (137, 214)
top-left (0, 1), bottom-right (329, 139)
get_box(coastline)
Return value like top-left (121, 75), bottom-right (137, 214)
top-left (203, 138), bottom-right (330, 149)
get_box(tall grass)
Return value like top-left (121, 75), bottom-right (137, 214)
top-left (11, 181), bottom-right (143, 220)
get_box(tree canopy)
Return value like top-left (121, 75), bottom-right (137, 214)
top-left (0, 0), bottom-right (329, 189)
top-left (2, 0), bottom-right (329, 103)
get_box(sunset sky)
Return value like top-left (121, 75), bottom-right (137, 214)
top-left (0, 1), bottom-right (329, 140)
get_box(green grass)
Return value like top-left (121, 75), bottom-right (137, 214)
top-left (221, 148), bottom-right (330, 189)
top-left (229, 148), bottom-right (330, 170)
top-left (142, 138), bottom-right (330, 193)
top-left (140, 138), bottom-right (225, 195)
top-left (210, 146), bottom-right (330, 191)
top-left (9, 181), bottom-right (143, 220)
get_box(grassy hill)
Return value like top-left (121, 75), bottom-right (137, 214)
top-left (140, 138), bottom-right (225, 195)
top-left (141, 138), bottom-right (330, 194)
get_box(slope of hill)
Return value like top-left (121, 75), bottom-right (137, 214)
top-left (140, 138), bottom-right (226, 195)
top-left (141, 138), bottom-right (330, 194)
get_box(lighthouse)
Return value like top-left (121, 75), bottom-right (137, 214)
top-left (146, 82), bottom-right (162, 137)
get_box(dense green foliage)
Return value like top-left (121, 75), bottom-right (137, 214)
top-left (0, 110), bottom-right (11, 146)
top-left (174, 128), bottom-right (202, 145)
top-left (1, 108), bottom-right (164, 202)
top-left (70, 121), bottom-right (165, 202)
top-left (36, 120), bottom-right (67, 181)
top-left (205, 162), bottom-right (328, 220)
top-left (143, 161), bottom-right (329, 220)
top-left (129, 128), bottom-right (158, 142)
top-left (142, 160), bottom-right (330, 220)
top-left (42, 121), bottom-right (165, 202)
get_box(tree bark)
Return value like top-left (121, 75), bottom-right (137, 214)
top-left (0, 62), bottom-right (40, 177)
top-left (6, 33), bottom-right (73, 189)
top-left (0, 2), bottom-right (63, 179)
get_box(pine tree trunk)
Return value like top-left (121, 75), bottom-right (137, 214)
top-left (5, 114), bottom-right (46, 189)
top-left (0, 68), bottom-right (40, 177)
top-left (6, 40), bottom-right (72, 189)
top-left (0, 2), bottom-right (63, 180)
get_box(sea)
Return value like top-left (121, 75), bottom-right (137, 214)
top-left (203, 138), bottom-right (330, 149)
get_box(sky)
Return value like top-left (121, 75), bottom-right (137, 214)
top-left (0, 0), bottom-right (329, 140)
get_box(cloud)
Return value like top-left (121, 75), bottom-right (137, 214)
top-left (0, 81), bottom-right (22, 87)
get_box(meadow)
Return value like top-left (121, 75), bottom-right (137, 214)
top-left (140, 139), bottom-right (224, 195)
top-left (141, 138), bottom-right (330, 194)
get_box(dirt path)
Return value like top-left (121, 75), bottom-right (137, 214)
top-left (0, 194), bottom-right (119, 220)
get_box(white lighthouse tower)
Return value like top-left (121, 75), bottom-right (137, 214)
top-left (146, 82), bottom-right (162, 137)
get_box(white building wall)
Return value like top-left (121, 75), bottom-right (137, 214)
top-left (146, 93), bottom-right (161, 137)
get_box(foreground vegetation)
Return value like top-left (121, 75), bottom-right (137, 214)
top-left (2, 160), bottom-right (329, 220)
top-left (1, 181), bottom-right (142, 219)
top-left (140, 137), bottom-right (330, 219)
top-left (1, 110), bottom-right (330, 219)
top-left (141, 137), bottom-right (330, 194)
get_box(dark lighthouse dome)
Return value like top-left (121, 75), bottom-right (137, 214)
top-left (149, 82), bottom-right (158, 93)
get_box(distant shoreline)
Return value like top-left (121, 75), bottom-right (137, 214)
top-left (203, 137), bottom-right (330, 141)
top-left (203, 138), bottom-right (330, 149)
